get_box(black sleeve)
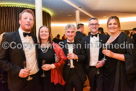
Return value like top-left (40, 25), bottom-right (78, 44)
top-left (123, 35), bottom-right (136, 76)
top-left (76, 42), bottom-right (87, 63)
top-left (133, 34), bottom-right (136, 45)
top-left (118, 33), bottom-right (136, 88)
top-left (0, 34), bottom-right (21, 76)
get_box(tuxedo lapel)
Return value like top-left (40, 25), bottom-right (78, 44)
top-left (87, 36), bottom-right (90, 57)
top-left (31, 34), bottom-right (37, 44)
top-left (31, 34), bottom-right (38, 62)
top-left (63, 40), bottom-right (69, 65)
top-left (63, 40), bottom-right (68, 56)
top-left (73, 41), bottom-right (77, 54)
top-left (15, 31), bottom-right (26, 61)
top-left (98, 34), bottom-right (104, 60)
top-left (99, 34), bottom-right (103, 44)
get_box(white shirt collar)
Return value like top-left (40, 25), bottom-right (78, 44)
top-left (67, 39), bottom-right (74, 43)
top-left (19, 27), bottom-right (31, 38)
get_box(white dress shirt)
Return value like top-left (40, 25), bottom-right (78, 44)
top-left (89, 34), bottom-right (100, 66)
top-left (67, 40), bottom-right (75, 68)
top-left (19, 28), bottom-right (39, 75)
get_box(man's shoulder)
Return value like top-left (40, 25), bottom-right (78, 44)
top-left (99, 34), bottom-right (110, 39)
top-left (76, 31), bottom-right (85, 36)
top-left (4, 32), bottom-right (17, 37)
top-left (82, 35), bottom-right (90, 40)
top-left (58, 40), bottom-right (66, 45)
top-left (133, 33), bottom-right (136, 37)
top-left (3, 31), bottom-right (18, 39)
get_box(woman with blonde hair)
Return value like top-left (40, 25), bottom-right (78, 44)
top-left (102, 16), bottom-right (136, 91)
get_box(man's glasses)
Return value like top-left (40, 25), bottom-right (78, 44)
top-left (89, 23), bottom-right (99, 26)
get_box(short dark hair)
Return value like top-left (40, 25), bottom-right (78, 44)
top-left (98, 27), bottom-right (104, 34)
top-left (77, 23), bottom-right (84, 29)
top-left (19, 9), bottom-right (35, 20)
top-left (56, 34), bottom-right (60, 38)
top-left (133, 28), bottom-right (136, 31)
top-left (98, 27), bottom-right (103, 31)
top-left (124, 30), bottom-right (130, 35)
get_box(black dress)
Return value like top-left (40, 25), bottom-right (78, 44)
top-left (38, 46), bottom-right (64, 91)
top-left (103, 33), bottom-right (135, 91)
top-left (103, 36), bottom-right (119, 91)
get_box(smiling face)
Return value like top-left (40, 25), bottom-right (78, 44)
top-left (88, 19), bottom-right (99, 34)
top-left (39, 27), bottom-right (49, 41)
top-left (65, 28), bottom-right (76, 42)
top-left (107, 18), bottom-right (120, 34)
top-left (19, 12), bottom-right (34, 32)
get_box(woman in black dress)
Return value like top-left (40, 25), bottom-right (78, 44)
top-left (38, 26), bottom-right (67, 91)
top-left (102, 16), bottom-right (136, 91)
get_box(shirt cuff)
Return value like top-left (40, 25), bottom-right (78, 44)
top-left (51, 64), bottom-right (55, 69)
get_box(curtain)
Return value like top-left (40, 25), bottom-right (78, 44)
top-left (0, 7), bottom-right (51, 35)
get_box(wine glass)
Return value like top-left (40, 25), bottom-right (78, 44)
top-left (41, 60), bottom-right (46, 77)
top-left (68, 49), bottom-right (74, 68)
top-left (97, 69), bottom-right (100, 74)
top-left (23, 61), bottom-right (33, 81)
top-left (103, 44), bottom-right (107, 61)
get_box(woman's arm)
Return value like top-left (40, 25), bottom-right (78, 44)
top-left (102, 50), bottom-right (125, 61)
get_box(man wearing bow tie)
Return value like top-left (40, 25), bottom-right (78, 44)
top-left (59, 24), bottom-right (86, 91)
top-left (82, 18), bottom-right (109, 91)
top-left (0, 9), bottom-right (42, 91)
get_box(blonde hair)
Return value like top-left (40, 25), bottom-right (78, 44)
top-left (19, 9), bottom-right (35, 20)
top-left (107, 16), bottom-right (120, 28)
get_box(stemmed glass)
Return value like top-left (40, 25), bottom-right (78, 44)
top-left (97, 44), bottom-right (107, 75)
top-left (103, 44), bottom-right (107, 61)
top-left (41, 60), bottom-right (46, 77)
top-left (97, 69), bottom-right (100, 74)
top-left (23, 61), bottom-right (33, 81)
top-left (68, 49), bottom-right (74, 68)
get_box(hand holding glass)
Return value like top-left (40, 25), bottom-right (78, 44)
top-left (23, 61), bottom-right (33, 81)
top-left (103, 45), bottom-right (107, 61)
top-left (41, 60), bottom-right (46, 77)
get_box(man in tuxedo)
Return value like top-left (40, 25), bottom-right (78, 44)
top-left (74, 23), bottom-right (86, 43)
top-left (82, 17), bottom-right (109, 91)
top-left (0, 9), bottom-right (42, 91)
top-left (59, 24), bottom-right (86, 91)
top-left (132, 28), bottom-right (136, 45)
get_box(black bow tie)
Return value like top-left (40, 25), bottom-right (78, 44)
top-left (23, 32), bottom-right (31, 37)
top-left (91, 34), bottom-right (98, 37)
top-left (68, 42), bottom-right (74, 44)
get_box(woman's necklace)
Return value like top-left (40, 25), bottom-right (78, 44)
top-left (40, 42), bottom-right (51, 53)
top-left (109, 32), bottom-right (121, 41)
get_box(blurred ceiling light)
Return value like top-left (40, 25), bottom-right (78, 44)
top-left (51, 16), bottom-right (136, 26)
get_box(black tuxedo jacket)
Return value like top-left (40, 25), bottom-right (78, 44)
top-left (75, 31), bottom-right (86, 43)
top-left (59, 40), bottom-right (86, 82)
top-left (82, 34), bottom-right (109, 71)
top-left (0, 30), bottom-right (38, 91)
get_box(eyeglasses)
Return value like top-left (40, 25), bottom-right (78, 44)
top-left (89, 23), bottom-right (99, 26)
